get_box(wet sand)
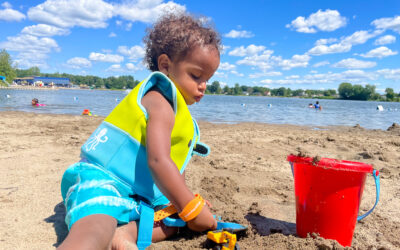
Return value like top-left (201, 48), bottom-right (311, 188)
top-left (0, 111), bottom-right (399, 249)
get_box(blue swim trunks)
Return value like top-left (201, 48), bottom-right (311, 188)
top-left (61, 162), bottom-right (141, 230)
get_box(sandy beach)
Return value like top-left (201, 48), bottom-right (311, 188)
top-left (1, 111), bottom-right (399, 249)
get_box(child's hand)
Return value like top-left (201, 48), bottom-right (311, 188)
top-left (187, 205), bottom-right (217, 232)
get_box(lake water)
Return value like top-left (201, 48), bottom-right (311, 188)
top-left (1, 88), bottom-right (399, 130)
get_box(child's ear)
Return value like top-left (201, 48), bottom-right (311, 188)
top-left (157, 54), bottom-right (171, 75)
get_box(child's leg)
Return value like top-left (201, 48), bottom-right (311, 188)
top-left (58, 214), bottom-right (117, 250)
top-left (111, 220), bottom-right (178, 248)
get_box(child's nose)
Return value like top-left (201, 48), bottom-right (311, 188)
top-left (199, 81), bottom-right (206, 91)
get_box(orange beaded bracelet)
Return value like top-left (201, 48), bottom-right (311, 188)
top-left (178, 194), bottom-right (205, 222)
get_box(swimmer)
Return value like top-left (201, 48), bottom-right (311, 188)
top-left (32, 98), bottom-right (46, 107)
top-left (314, 101), bottom-right (322, 110)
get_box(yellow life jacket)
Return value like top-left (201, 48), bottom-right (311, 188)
top-left (80, 72), bottom-right (209, 206)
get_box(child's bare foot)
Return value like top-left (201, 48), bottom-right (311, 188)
top-left (111, 222), bottom-right (138, 250)
top-left (111, 220), bottom-right (178, 249)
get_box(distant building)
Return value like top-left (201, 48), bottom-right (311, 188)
top-left (13, 76), bottom-right (71, 87)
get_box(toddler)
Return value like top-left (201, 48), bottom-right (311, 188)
top-left (58, 13), bottom-right (221, 250)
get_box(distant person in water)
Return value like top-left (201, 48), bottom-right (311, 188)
top-left (32, 98), bottom-right (46, 107)
top-left (308, 103), bottom-right (314, 108)
top-left (314, 101), bottom-right (322, 110)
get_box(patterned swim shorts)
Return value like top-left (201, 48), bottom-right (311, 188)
top-left (61, 162), bottom-right (141, 229)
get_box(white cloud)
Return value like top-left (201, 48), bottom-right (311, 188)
top-left (333, 58), bottom-right (376, 69)
top-left (237, 50), bottom-right (274, 70)
top-left (0, 34), bottom-right (59, 68)
top-left (286, 75), bottom-right (300, 79)
top-left (260, 79), bottom-right (273, 84)
top-left (218, 62), bottom-right (236, 71)
top-left (360, 46), bottom-right (398, 58)
top-left (308, 30), bottom-right (382, 55)
top-left (125, 62), bottom-right (142, 72)
top-left (313, 61), bottom-right (330, 67)
top-left (1, 2), bottom-right (12, 9)
top-left (230, 70), bottom-right (244, 77)
top-left (117, 45), bottom-right (145, 61)
top-left (274, 54), bottom-right (311, 70)
top-left (28, 0), bottom-right (113, 28)
top-left (286, 9), bottom-right (346, 33)
top-left (21, 24), bottom-right (70, 37)
top-left (0, 6), bottom-right (25, 22)
top-left (224, 30), bottom-right (254, 38)
top-left (377, 68), bottom-right (400, 80)
top-left (341, 30), bottom-right (382, 45)
top-left (214, 71), bottom-right (228, 78)
top-left (125, 22), bottom-right (132, 31)
top-left (66, 57), bottom-right (92, 69)
top-left (229, 45), bottom-right (266, 57)
top-left (89, 52), bottom-right (124, 63)
top-left (371, 16), bottom-right (400, 34)
top-left (0, 34), bottom-right (59, 53)
top-left (315, 38), bottom-right (338, 45)
top-left (308, 43), bottom-right (352, 55)
top-left (259, 70), bottom-right (378, 86)
top-left (249, 71), bottom-right (282, 78)
top-left (106, 64), bottom-right (122, 72)
top-left (374, 35), bottom-right (396, 45)
top-left (114, 0), bottom-right (185, 23)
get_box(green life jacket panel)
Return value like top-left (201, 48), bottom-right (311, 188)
top-left (80, 72), bottom-right (208, 206)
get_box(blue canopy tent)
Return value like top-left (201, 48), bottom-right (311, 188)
top-left (0, 76), bottom-right (5, 81)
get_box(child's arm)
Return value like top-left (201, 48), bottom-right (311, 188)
top-left (142, 91), bottom-right (216, 231)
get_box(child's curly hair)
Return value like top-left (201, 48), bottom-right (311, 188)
top-left (143, 13), bottom-right (221, 71)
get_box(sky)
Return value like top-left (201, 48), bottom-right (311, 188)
top-left (0, 0), bottom-right (400, 92)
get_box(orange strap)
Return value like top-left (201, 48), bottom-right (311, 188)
top-left (154, 205), bottom-right (178, 222)
top-left (178, 194), bottom-right (205, 222)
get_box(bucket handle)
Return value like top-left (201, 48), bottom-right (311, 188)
top-left (357, 170), bottom-right (380, 221)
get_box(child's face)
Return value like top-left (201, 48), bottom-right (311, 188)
top-left (32, 100), bottom-right (37, 105)
top-left (165, 45), bottom-right (220, 105)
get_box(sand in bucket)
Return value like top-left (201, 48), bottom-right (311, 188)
top-left (287, 155), bottom-right (380, 247)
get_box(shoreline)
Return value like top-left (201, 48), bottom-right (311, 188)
top-left (1, 110), bottom-right (397, 132)
top-left (1, 111), bottom-right (399, 249)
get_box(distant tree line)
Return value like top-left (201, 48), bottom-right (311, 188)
top-left (1, 49), bottom-right (399, 101)
top-left (206, 81), bottom-right (338, 98)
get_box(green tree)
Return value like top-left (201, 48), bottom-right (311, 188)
top-left (338, 82), bottom-right (353, 99)
top-left (233, 83), bottom-right (242, 95)
top-left (223, 85), bottom-right (231, 95)
top-left (385, 88), bottom-right (395, 101)
top-left (292, 89), bottom-right (304, 96)
top-left (0, 49), bottom-right (16, 83)
top-left (274, 87), bottom-right (287, 96)
top-left (323, 89), bottom-right (336, 96)
top-left (208, 81), bottom-right (221, 94)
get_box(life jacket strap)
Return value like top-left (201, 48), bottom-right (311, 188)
top-left (137, 201), bottom-right (154, 250)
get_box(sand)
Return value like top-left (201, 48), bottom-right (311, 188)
top-left (0, 111), bottom-right (399, 249)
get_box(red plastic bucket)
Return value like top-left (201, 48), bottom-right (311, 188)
top-left (287, 155), bottom-right (380, 246)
